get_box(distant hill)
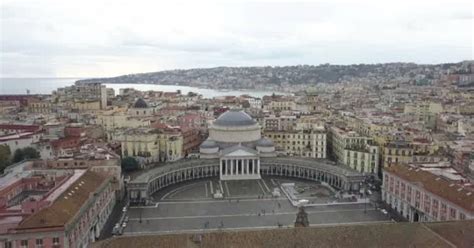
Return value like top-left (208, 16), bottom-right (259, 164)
top-left (76, 62), bottom-right (468, 90)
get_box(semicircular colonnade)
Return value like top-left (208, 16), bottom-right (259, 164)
top-left (127, 157), bottom-right (365, 205)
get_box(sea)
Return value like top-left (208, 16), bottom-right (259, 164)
top-left (0, 78), bottom-right (285, 98)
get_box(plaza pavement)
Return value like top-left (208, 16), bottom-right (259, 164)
top-left (122, 178), bottom-right (391, 235)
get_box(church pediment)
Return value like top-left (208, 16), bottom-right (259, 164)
top-left (223, 149), bottom-right (257, 157)
top-left (221, 145), bottom-right (258, 157)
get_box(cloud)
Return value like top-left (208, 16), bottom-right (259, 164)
top-left (0, 0), bottom-right (472, 77)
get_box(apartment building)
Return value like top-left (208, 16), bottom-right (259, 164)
top-left (382, 165), bottom-right (473, 222)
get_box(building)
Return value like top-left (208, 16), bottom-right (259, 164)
top-left (382, 165), bottom-right (473, 222)
top-left (1, 170), bottom-right (116, 248)
top-left (0, 159), bottom-right (117, 248)
top-left (180, 127), bottom-right (201, 156)
top-left (329, 126), bottom-right (379, 175)
top-left (343, 143), bottom-right (380, 175)
top-left (113, 127), bottom-right (183, 165)
top-left (54, 82), bottom-right (110, 110)
top-left (263, 115), bottom-right (297, 131)
top-left (264, 98), bottom-right (296, 112)
top-left (127, 98), bottom-right (156, 117)
top-left (404, 102), bottom-right (443, 129)
top-left (96, 108), bottom-right (151, 140)
top-left (0, 125), bottom-right (43, 153)
top-left (265, 128), bottom-right (327, 158)
top-left (114, 128), bottom-right (160, 164)
top-left (199, 109), bottom-right (276, 180)
top-left (382, 141), bottom-right (414, 167)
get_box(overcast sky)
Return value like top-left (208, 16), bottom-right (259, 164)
top-left (0, 0), bottom-right (472, 78)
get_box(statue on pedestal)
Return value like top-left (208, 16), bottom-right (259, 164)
top-left (294, 206), bottom-right (309, 227)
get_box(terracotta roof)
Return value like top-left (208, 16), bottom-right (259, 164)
top-left (385, 165), bottom-right (474, 212)
top-left (93, 221), bottom-right (474, 248)
top-left (15, 170), bottom-right (108, 230)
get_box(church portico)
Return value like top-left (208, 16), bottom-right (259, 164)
top-left (220, 145), bottom-right (261, 180)
top-left (220, 158), bottom-right (261, 180)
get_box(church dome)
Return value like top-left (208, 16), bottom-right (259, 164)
top-left (256, 137), bottom-right (274, 147)
top-left (133, 98), bottom-right (148, 108)
top-left (214, 109), bottom-right (257, 127)
top-left (200, 139), bottom-right (218, 148)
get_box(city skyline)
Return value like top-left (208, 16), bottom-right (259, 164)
top-left (1, 0), bottom-right (472, 78)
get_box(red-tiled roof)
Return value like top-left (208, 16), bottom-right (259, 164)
top-left (15, 170), bottom-right (108, 230)
top-left (93, 221), bottom-right (474, 248)
top-left (385, 165), bottom-right (474, 211)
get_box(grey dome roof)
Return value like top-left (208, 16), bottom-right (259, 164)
top-left (200, 139), bottom-right (218, 148)
top-left (257, 137), bottom-right (274, 147)
top-left (214, 109), bottom-right (256, 127)
top-left (133, 98), bottom-right (148, 108)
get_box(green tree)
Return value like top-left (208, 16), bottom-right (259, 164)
top-left (0, 145), bottom-right (11, 173)
top-left (121, 157), bottom-right (140, 172)
top-left (187, 91), bottom-right (198, 97)
top-left (22, 147), bottom-right (40, 160)
top-left (12, 149), bottom-right (24, 163)
top-left (12, 147), bottom-right (40, 163)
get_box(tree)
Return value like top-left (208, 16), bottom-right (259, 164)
top-left (121, 157), bottom-right (140, 172)
top-left (22, 147), bottom-right (40, 160)
top-left (0, 145), bottom-right (11, 173)
top-left (187, 91), bottom-right (198, 97)
top-left (12, 149), bottom-right (24, 163)
top-left (12, 147), bottom-right (40, 163)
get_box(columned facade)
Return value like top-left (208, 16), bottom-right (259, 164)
top-left (220, 157), bottom-right (260, 180)
top-left (128, 158), bottom-right (365, 204)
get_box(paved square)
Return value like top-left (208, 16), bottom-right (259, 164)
top-left (122, 178), bottom-right (390, 235)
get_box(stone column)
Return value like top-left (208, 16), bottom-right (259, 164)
top-left (237, 159), bottom-right (240, 175)
top-left (240, 159), bottom-right (243, 175)
top-left (258, 159), bottom-right (261, 174)
top-left (231, 159), bottom-right (235, 175)
top-left (220, 160), bottom-right (224, 177)
top-left (245, 159), bottom-right (249, 175)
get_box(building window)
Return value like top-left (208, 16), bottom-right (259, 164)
top-left (21, 240), bottom-right (28, 248)
top-left (450, 208), bottom-right (457, 220)
top-left (36, 239), bottom-right (43, 248)
top-left (4, 241), bottom-right (12, 248)
top-left (53, 237), bottom-right (60, 247)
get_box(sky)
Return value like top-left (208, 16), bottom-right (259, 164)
top-left (0, 0), bottom-right (472, 78)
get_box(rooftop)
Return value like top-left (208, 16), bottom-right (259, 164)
top-left (93, 220), bottom-right (474, 248)
top-left (15, 170), bottom-right (108, 230)
top-left (132, 98), bottom-right (148, 108)
top-left (385, 165), bottom-right (474, 212)
top-left (214, 109), bottom-right (257, 127)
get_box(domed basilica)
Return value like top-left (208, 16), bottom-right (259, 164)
top-left (200, 109), bottom-right (275, 180)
